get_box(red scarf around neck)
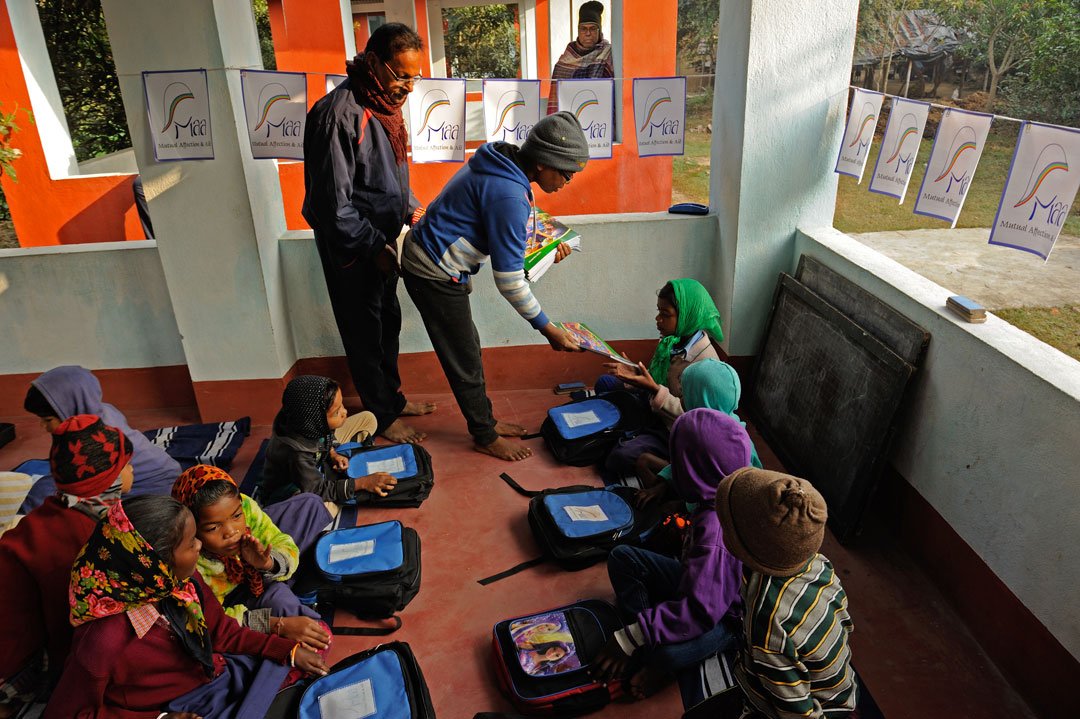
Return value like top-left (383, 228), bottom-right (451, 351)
top-left (346, 55), bottom-right (409, 164)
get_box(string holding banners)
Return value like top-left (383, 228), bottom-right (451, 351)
top-left (868, 97), bottom-right (930, 203)
top-left (912, 107), bottom-right (994, 227)
top-left (240, 70), bottom-right (306, 160)
top-left (142, 69), bottom-right (213, 161)
top-left (326, 74), bottom-right (347, 95)
top-left (632, 77), bottom-right (686, 158)
top-left (835, 88), bottom-right (884, 183)
top-left (989, 121), bottom-right (1080, 260)
top-left (406, 78), bottom-right (467, 163)
top-left (483, 79), bottom-right (540, 147)
top-left (557, 78), bottom-right (614, 160)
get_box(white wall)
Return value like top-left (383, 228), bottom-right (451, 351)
top-left (0, 243), bottom-right (185, 372)
top-left (281, 212), bottom-right (719, 358)
top-left (796, 226), bottom-right (1080, 662)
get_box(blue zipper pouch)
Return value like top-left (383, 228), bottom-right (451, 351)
top-left (338, 443), bottom-right (420, 480)
top-left (298, 646), bottom-right (411, 719)
top-left (315, 521), bottom-right (405, 582)
top-left (547, 399), bottom-right (621, 440)
top-left (542, 489), bottom-right (634, 539)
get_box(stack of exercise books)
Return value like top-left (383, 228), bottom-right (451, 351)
top-left (946, 295), bottom-right (987, 323)
top-left (524, 209), bottom-right (580, 282)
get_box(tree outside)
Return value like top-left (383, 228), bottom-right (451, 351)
top-left (442, 4), bottom-right (521, 79)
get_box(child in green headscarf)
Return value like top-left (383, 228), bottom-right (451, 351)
top-left (635, 358), bottom-right (765, 508)
top-left (602, 279), bottom-right (724, 483)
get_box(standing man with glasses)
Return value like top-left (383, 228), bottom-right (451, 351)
top-left (546, 1), bottom-right (615, 115)
top-left (303, 23), bottom-right (435, 444)
top-left (400, 112), bottom-right (589, 462)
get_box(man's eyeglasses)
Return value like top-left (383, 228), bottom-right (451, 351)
top-left (382, 59), bottom-right (423, 85)
top-left (559, 170), bottom-right (574, 182)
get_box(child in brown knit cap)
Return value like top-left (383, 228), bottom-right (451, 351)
top-left (715, 468), bottom-right (858, 718)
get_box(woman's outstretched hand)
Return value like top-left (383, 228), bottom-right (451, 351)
top-left (603, 361), bottom-right (660, 393)
top-left (542, 322), bottom-right (583, 352)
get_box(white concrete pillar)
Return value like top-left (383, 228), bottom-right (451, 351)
top-left (101, 0), bottom-right (296, 417)
top-left (709, 0), bottom-right (859, 355)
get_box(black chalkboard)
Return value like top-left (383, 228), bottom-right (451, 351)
top-left (796, 255), bottom-right (930, 366)
top-left (750, 274), bottom-right (915, 541)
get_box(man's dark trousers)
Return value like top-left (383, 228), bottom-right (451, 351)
top-left (401, 268), bottom-right (499, 446)
top-left (315, 238), bottom-right (406, 433)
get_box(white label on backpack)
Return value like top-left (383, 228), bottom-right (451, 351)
top-left (562, 410), bottom-right (601, 428)
top-left (328, 539), bottom-right (376, 563)
top-left (564, 504), bottom-right (609, 522)
top-left (318, 677), bottom-right (376, 718)
top-left (366, 456), bottom-right (406, 474)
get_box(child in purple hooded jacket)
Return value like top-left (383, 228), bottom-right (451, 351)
top-left (592, 408), bottom-right (751, 699)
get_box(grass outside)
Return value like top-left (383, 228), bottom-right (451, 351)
top-left (994, 305), bottom-right (1080, 362)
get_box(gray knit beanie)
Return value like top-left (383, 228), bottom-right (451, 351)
top-left (715, 467), bottom-right (828, 576)
top-left (519, 111), bottom-right (590, 173)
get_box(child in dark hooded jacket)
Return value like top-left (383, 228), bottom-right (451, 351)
top-left (592, 408), bottom-right (752, 699)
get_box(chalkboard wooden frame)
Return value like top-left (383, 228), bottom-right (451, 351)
top-left (750, 274), bottom-right (915, 541)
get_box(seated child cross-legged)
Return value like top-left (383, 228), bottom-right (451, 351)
top-left (601, 278), bottom-right (723, 484)
top-left (0, 415), bottom-right (135, 714)
top-left (44, 495), bottom-right (328, 719)
top-left (635, 358), bottom-right (764, 508)
top-left (171, 465), bottom-right (331, 649)
top-left (258, 375), bottom-right (397, 507)
top-left (715, 468), bottom-right (858, 718)
top-left (591, 408), bottom-right (752, 700)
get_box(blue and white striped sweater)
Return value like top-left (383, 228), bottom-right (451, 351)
top-left (412, 143), bottom-right (550, 329)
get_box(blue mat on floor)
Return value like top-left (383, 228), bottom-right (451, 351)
top-left (239, 438), bottom-right (269, 496)
top-left (143, 417), bottom-right (251, 471)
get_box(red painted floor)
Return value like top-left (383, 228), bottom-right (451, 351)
top-left (1, 388), bottom-right (1037, 719)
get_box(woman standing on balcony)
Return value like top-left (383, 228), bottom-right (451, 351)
top-left (546, 1), bottom-right (615, 115)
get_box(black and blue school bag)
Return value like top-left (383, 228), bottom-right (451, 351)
top-left (301, 520), bottom-right (421, 626)
top-left (539, 391), bottom-right (650, 467)
top-left (479, 474), bottom-right (659, 579)
top-left (267, 641), bottom-right (436, 719)
top-left (492, 599), bottom-right (624, 715)
top-left (337, 442), bottom-right (435, 507)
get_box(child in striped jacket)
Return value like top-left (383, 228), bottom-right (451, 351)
top-left (715, 468), bottom-right (858, 719)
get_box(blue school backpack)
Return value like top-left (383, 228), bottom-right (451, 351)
top-left (538, 391), bottom-right (650, 467)
top-left (336, 442), bottom-right (435, 507)
top-left (295, 520), bottom-right (421, 633)
top-left (492, 599), bottom-right (624, 715)
top-left (265, 641), bottom-right (436, 719)
top-left (477, 474), bottom-right (662, 584)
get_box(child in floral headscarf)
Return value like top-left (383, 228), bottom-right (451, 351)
top-left (0, 415), bottom-right (134, 714)
top-left (602, 278), bottom-right (724, 483)
top-left (44, 496), bottom-right (328, 719)
top-left (258, 375), bottom-right (397, 506)
top-left (172, 465), bottom-right (331, 649)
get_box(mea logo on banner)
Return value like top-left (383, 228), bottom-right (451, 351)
top-left (558, 78), bottom-right (614, 159)
top-left (143, 69), bottom-right (213, 161)
top-left (869, 97), bottom-right (929, 203)
top-left (483, 80), bottom-right (540, 146)
top-left (989, 122), bottom-right (1080, 260)
top-left (913, 108), bottom-right (994, 227)
top-left (407, 79), bottom-right (466, 163)
top-left (633, 77), bottom-right (686, 157)
top-left (835, 88), bottom-right (884, 183)
top-left (240, 70), bottom-right (306, 160)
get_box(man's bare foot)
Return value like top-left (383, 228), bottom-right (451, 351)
top-left (628, 665), bottom-right (669, 700)
top-left (381, 419), bottom-right (426, 444)
top-left (475, 436), bottom-right (533, 461)
top-left (401, 400), bottom-right (437, 416)
top-left (494, 420), bottom-right (528, 437)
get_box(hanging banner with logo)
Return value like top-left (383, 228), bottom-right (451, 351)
top-left (912, 107), bottom-right (994, 227)
top-left (988, 122), bottom-right (1080, 260)
top-left (868, 97), bottom-right (929, 202)
top-left (326, 74), bottom-right (347, 95)
top-left (835, 88), bottom-right (883, 182)
top-left (482, 79), bottom-right (540, 146)
top-left (240, 70), bottom-right (306, 160)
top-left (558, 78), bottom-right (614, 159)
top-left (407, 78), bottom-right (466, 163)
top-left (632, 77), bottom-right (686, 157)
top-left (142, 69), bottom-right (213, 161)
